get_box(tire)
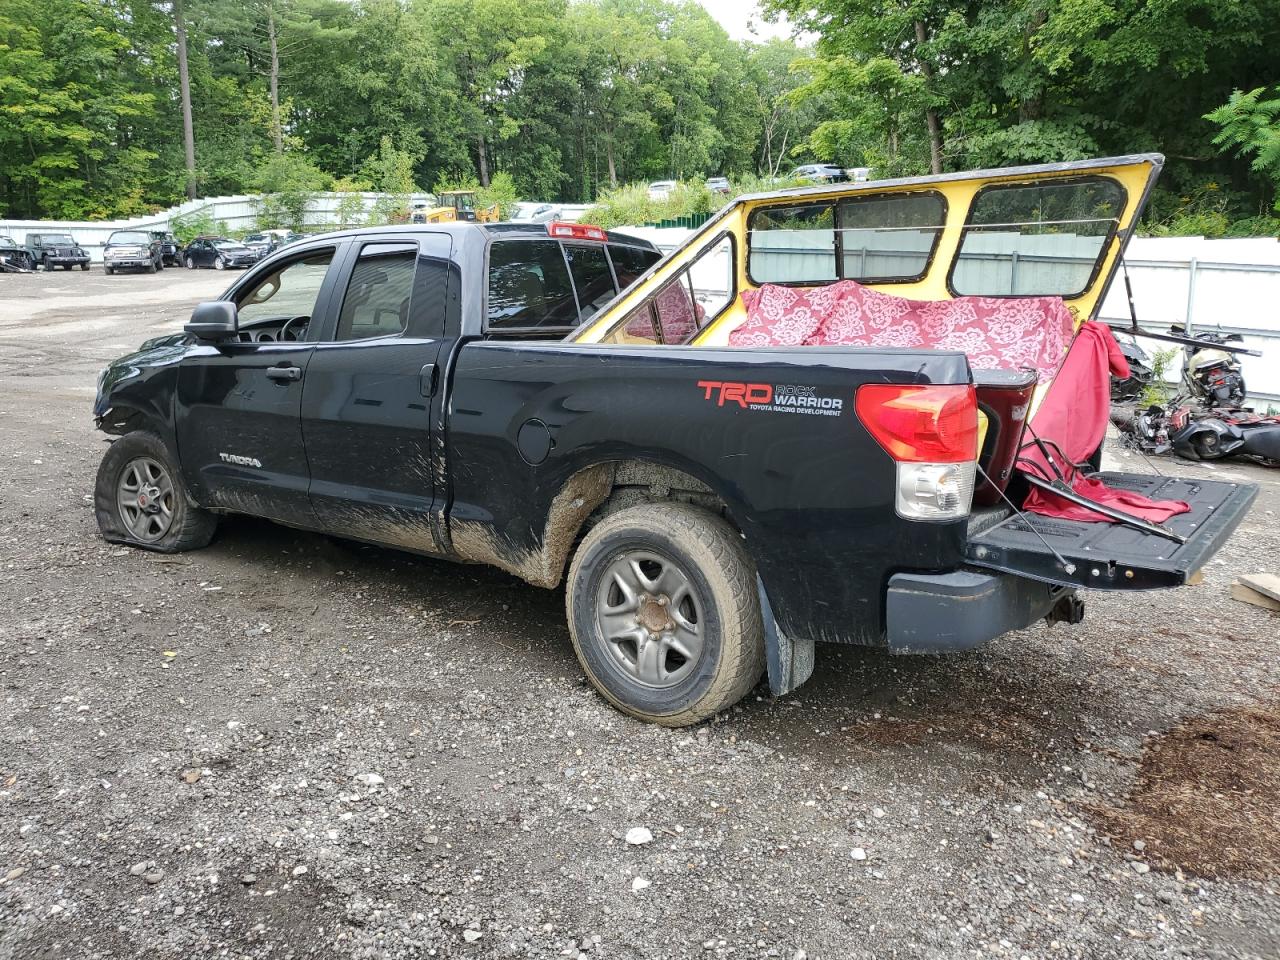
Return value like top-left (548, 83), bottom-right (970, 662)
top-left (147, 259), bottom-right (157, 273)
top-left (155, 257), bottom-right (164, 272)
top-left (104, 265), bottom-right (114, 275)
top-left (42, 256), bottom-right (51, 272)
top-left (95, 431), bottom-right (216, 553)
top-left (214, 256), bottom-right (226, 271)
top-left (185, 256), bottom-right (195, 270)
top-left (565, 502), bottom-right (765, 726)
top-left (80, 262), bottom-right (89, 271)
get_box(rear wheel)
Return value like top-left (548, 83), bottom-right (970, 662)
top-left (95, 431), bottom-right (216, 552)
top-left (566, 502), bottom-right (765, 726)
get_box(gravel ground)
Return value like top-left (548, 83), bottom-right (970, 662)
top-left (2, 269), bottom-right (1279, 959)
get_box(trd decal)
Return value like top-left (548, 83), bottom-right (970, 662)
top-left (697, 380), bottom-right (773, 407)
top-left (697, 381), bottom-right (844, 417)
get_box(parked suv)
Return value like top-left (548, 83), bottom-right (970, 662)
top-left (26, 232), bottom-right (90, 271)
top-left (242, 230), bottom-right (299, 258)
top-left (183, 236), bottom-right (259, 270)
top-left (104, 230), bottom-right (164, 274)
top-left (150, 231), bottom-right (183, 267)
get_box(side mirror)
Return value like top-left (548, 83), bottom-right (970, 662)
top-left (185, 301), bottom-right (238, 342)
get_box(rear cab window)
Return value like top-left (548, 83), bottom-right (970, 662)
top-left (948, 177), bottom-right (1126, 297)
top-left (747, 191), bottom-right (946, 286)
top-left (600, 235), bottom-right (734, 346)
top-left (485, 236), bottom-right (661, 339)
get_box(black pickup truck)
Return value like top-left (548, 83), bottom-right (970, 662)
top-left (93, 183), bottom-right (1256, 726)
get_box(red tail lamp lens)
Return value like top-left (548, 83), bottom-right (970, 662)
top-left (855, 384), bottom-right (979, 463)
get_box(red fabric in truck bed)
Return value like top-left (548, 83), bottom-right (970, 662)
top-left (1020, 322), bottom-right (1190, 524)
top-left (729, 280), bottom-right (1074, 378)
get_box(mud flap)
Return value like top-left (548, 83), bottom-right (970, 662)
top-left (758, 575), bottom-right (815, 696)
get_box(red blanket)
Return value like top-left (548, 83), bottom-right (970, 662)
top-left (729, 280), bottom-right (1074, 378)
top-left (1020, 322), bottom-right (1190, 524)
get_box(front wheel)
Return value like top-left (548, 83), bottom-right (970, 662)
top-left (147, 259), bottom-right (157, 273)
top-left (104, 265), bottom-right (114, 275)
top-left (566, 502), bottom-right (765, 726)
top-left (80, 262), bottom-right (89, 271)
top-left (95, 431), bottom-right (216, 552)
top-left (214, 256), bottom-right (226, 271)
top-left (185, 256), bottom-right (195, 269)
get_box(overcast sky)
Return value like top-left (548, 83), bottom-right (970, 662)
top-left (694, 0), bottom-right (803, 42)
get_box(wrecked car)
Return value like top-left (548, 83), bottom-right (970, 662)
top-left (92, 157), bottom-right (1255, 726)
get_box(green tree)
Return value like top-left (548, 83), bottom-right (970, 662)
top-left (1207, 88), bottom-right (1280, 212)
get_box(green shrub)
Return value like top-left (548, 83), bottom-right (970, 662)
top-left (1140, 347), bottom-right (1180, 407)
top-left (170, 209), bottom-right (218, 244)
top-left (580, 174), bottom-right (811, 229)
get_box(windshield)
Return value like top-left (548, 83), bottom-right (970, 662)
top-left (42, 234), bottom-right (75, 244)
top-left (213, 240), bottom-right (242, 249)
top-left (110, 231), bottom-right (150, 245)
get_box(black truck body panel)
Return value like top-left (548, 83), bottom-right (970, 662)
top-left (444, 341), bottom-right (972, 645)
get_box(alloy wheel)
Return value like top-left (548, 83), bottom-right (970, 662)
top-left (116, 457), bottom-right (175, 542)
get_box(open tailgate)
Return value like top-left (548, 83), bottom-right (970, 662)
top-left (966, 472), bottom-right (1257, 590)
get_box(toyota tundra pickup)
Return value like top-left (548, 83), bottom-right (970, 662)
top-left (93, 156), bottom-right (1256, 725)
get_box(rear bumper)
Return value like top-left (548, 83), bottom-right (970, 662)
top-left (885, 568), bottom-right (1067, 654)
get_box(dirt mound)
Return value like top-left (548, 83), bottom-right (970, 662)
top-left (1098, 703), bottom-right (1280, 880)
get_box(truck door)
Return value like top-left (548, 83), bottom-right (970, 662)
top-left (299, 233), bottom-right (454, 553)
top-left (175, 243), bottom-right (343, 526)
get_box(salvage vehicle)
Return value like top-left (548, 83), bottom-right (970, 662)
top-left (26, 232), bottom-right (90, 271)
top-left (150, 231), bottom-right (184, 267)
top-left (183, 236), bottom-right (259, 270)
top-left (104, 230), bottom-right (165, 274)
top-left (92, 156), bottom-right (1256, 726)
top-left (0, 235), bottom-right (33, 272)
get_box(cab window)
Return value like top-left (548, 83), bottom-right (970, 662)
top-left (564, 243), bottom-right (616, 319)
top-left (334, 242), bottom-right (418, 341)
top-left (950, 177), bottom-right (1125, 297)
top-left (486, 239), bottom-right (579, 334)
top-left (608, 243), bottom-right (662, 288)
top-left (237, 249), bottom-right (335, 324)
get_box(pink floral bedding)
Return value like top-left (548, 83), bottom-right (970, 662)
top-left (728, 280), bottom-right (1073, 378)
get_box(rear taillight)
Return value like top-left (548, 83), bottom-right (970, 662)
top-left (856, 384), bottom-right (978, 520)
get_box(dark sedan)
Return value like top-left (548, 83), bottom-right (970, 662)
top-left (183, 237), bottom-right (258, 270)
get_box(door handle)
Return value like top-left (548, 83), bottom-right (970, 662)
top-left (266, 364), bottom-right (302, 382)
top-left (420, 362), bottom-right (438, 397)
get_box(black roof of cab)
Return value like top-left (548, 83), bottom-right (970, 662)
top-left (281, 221), bottom-right (658, 251)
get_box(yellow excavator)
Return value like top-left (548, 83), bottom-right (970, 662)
top-left (410, 191), bottom-right (502, 224)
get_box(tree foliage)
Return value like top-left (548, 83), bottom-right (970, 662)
top-left (0, 0), bottom-right (821, 220)
top-left (766, 0), bottom-right (1280, 233)
top-left (2, 0), bottom-right (1279, 234)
